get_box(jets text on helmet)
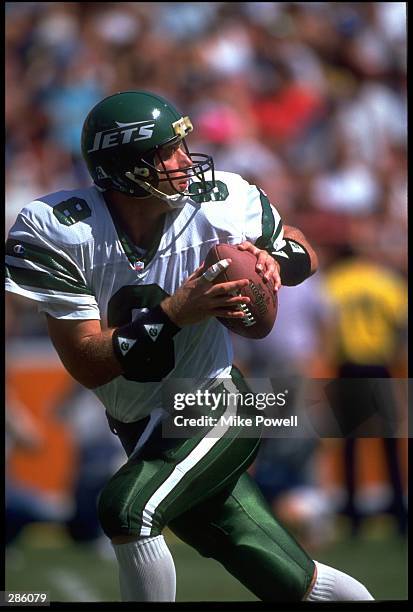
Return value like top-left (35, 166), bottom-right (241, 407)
top-left (88, 120), bottom-right (156, 153)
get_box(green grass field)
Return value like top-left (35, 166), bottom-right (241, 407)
top-left (6, 519), bottom-right (407, 603)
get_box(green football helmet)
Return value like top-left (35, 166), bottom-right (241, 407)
top-left (81, 90), bottom-right (215, 206)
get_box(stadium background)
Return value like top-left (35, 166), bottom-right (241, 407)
top-left (5, 1), bottom-right (407, 603)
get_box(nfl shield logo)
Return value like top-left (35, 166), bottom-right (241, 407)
top-left (133, 260), bottom-right (145, 271)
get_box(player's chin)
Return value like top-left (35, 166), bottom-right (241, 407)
top-left (162, 181), bottom-right (188, 196)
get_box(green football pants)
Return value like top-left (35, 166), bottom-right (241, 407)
top-left (98, 415), bottom-right (260, 538)
top-left (98, 373), bottom-right (315, 600)
top-left (169, 471), bottom-right (315, 601)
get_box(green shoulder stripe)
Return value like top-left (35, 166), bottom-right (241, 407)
top-left (6, 238), bottom-right (84, 284)
top-left (5, 265), bottom-right (93, 296)
top-left (255, 190), bottom-right (282, 249)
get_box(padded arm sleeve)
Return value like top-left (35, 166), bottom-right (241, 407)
top-left (271, 239), bottom-right (312, 286)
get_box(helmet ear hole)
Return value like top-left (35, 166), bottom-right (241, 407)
top-left (133, 167), bottom-right (151, 179)
top-left (124, 159), bottom-right (160, 194)
top-left (135, 157), bottom-right (160, 187)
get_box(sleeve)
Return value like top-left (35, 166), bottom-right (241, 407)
top-left (5, 209), bottom-right (100, 320)
top-left (243, 183), bottom-right (286, 253)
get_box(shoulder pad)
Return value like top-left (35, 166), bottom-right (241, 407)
top-left (20, 187), bottom-right (100, 247)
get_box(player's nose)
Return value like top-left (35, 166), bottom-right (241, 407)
top-left (176, 147), bottom-right (192, 167)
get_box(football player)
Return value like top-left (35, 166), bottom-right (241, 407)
top-left (5, 90), bottom-right (373, 602)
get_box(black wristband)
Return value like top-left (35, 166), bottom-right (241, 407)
top-left (271, 239), bottom-right (312, 286)
top-left (112, 304), bottom-right (181, 382)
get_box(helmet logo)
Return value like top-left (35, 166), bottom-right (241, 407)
top-left (96, 166), bottom-right (110, 179)
top-left (88, 120), bottom-right (155, 153)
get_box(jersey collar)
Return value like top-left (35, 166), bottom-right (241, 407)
top-left (103, 195), bottom-right (165, 272)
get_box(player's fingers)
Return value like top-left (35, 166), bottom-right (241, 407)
top-left (237, 241), bottom-right (258, 253)
top-left (254, 252), bottom-right (281, 290)
top-left (255, 250), bottom-right (268, 273)
top-left (238, 242), bottom-right (261, 257)
top-left (265, 259), bottom-right (281, 291)
top-left (208, 278), bottom-right (249, 295)
top-left (199, 258), bottom-right (231, 283)
top-left (214, 294), bottom-right (251, 306)
top-left (186, 263), bottom-right (206, 281)
top-left (210, 308), bottom-right (248, 319)
top-left (262, 258), bottom-right (276, 280)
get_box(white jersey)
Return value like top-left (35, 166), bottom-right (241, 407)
top-left (6, 171), bottom-right (285, 422)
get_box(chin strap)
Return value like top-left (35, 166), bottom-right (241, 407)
top-left (124, 172), bottom-right (189, 209)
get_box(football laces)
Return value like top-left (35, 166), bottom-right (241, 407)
top-left (230, 291), bottom-right (256, 327)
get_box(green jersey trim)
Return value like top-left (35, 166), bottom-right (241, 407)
top-left (255, 190), bottom-right (282, 250)
top-left (6, 238), bottom-right (85, 285)
top-left (5, 265), bottom-right (93, 296)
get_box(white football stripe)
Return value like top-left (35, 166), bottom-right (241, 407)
top-left (139, 379), bottom-right (238, 536)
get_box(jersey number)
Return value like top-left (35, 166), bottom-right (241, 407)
top-left (53, 198), bottom-right (92, 226)
top-left (108, 284), bottom-right (174, 381)
top-left (188, 180), bottom-right (229, 203)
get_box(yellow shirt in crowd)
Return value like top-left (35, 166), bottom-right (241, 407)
top-left (325, 259), bottom-right (407, 366)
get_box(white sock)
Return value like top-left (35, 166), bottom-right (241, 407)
top-left (112, 535), bottom-right (176, 601)
top-left (306, 561), bottom-right (374, 601)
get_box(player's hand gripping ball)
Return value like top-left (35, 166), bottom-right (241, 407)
top-left (204, 243), bottom-right (278, 339)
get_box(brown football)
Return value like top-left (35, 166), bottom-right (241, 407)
top-left (204, 243), bottom-right (278, 339)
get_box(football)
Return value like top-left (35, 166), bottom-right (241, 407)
top-left (204, 243), bottom-right (278, 339)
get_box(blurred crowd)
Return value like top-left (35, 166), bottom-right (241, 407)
top-left (5, 1), bottom-right (407, 333)
top-left (6, 2), bottom-right (407, 556)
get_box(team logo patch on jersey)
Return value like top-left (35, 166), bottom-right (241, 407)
top-left (132, 260), bottom-right (145, 271)
top-left (13, 244), bottom-right (25, 255)
top-left (143, 324), bottom-right (163, 341)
